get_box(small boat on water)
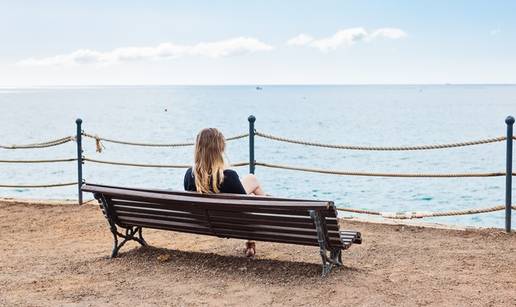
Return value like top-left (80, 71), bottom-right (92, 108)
top-left (256, 86), bottom-right (263, 90)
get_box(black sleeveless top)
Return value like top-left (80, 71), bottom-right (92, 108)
top-left (183, 167), bottom-right (246, 194)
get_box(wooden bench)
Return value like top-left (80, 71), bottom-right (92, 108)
top-left (82, 183), bottom-right (362, 276)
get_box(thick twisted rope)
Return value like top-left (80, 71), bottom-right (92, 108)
top-left (255, 162), bottom-right (512, 178)
top-left (0, 136), bottom-right (75, 149)
top-left (82, 132), bottom-right (248, 152)
top-left (84, 157), bottom-right (190, 168)
top-left (0, 182), bottom-right (77, 188)
top-left (255, 131), bottom-right (507, 151)
top-left (0, 158), bottom-right (77, 163)
top-left (337, 204), bottom-right (516, 219)
top-left (336, 207), bottom-right (381, 215)
top-left (84, 157), bottom-right (249, 168)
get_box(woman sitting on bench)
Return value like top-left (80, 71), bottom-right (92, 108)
top-left (184, 128), bottom-right (266, 257)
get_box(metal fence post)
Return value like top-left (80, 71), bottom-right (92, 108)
top-left (248, 115), bottom-right (256, 174)
top-left (76, 118), bottom-right (84, 205)
top-left (505, 116), bottom-right (514, 232)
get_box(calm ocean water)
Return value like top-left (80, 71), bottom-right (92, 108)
top-left (1, 85), bottom-right (515, 228)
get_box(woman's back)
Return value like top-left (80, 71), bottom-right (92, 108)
top-left (184, 167), bottom-right (246, 194)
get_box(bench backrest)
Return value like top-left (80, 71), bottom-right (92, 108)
top-left (82, 184), bottom-right (344, 249)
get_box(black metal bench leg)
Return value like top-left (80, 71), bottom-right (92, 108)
top-left (110, 231), bottom-right (119, 258)
top-left (137, 227), bottom-right (148, 246)
top-left (330, 249), bottom-right (342, 266)
top-left (310, 210), bottom-right (337, 277)
top-left (320, 254), bottom-right (333, 277)
top-left (109, 226), bottom-right (147, 258)
top-left (319, 249), bottom-right (346, 276)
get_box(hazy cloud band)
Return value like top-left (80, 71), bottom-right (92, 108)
top-left (287, 27), bottom-right (407, 51)
top-left (18, 37), bottom-right (274, 66)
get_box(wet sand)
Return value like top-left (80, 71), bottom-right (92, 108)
top-left (1, 200), bottom-right (515, 306)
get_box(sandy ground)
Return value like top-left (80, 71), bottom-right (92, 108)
top-left (1, 200), bottom-right (515, 307)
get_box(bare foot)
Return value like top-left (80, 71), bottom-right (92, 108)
top-left (245, 241), bottom-right (256, 258)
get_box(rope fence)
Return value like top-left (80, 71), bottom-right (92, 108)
top-left (0, 136), bottom-right (75, 149)
top-left (0, 158), bottom-right (77, 163)
top-left (0, 115), bottom-right (514, 231)
top-left (0, 182), bottom-right (77, 188)
top-left (255, 161), bottom-right (513, 178)
top-left (337, 204), bottom-right (516, 219)
top-left (255, 131), bottom-right (507, 151)
top-left (83, 157), bottom-right (249, 169)
top-left (82, 132), bottom-right (249, 153)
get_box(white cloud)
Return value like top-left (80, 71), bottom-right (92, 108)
top-left (18, 37), bottom-right (274, 66)
top-left (370, 28), bottom-right (407, 40)
top-left (310, 28), bottom-right (368, 51)
top-left (286, 34), bottom-right (314, 46)
top-left (287, 27), bottom-right (407, 52)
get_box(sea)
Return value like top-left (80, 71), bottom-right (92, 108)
top-left (1, 85), bottom-right (515, 229)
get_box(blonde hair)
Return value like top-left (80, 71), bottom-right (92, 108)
top-left (193, 128), bottom-right (226, 193)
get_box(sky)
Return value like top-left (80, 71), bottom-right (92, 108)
top-left (0, 0), bottom-right (515, 86)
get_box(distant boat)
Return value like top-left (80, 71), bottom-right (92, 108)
top-left (256, 86), bottom-right (263, 90)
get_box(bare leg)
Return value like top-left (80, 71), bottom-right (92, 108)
top-left (241, 174), bottom-right (266, 257)
top-left (241, 174), bottom-right (266, 196)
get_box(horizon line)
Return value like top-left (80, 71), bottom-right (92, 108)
top-left (2, 82), bottom-right (516, 89)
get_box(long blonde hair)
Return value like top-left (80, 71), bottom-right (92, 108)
top-left (193, 128), bottom-right (226, 193)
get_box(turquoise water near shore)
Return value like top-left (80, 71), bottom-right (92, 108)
top-left (0, 85), bottom-right (515, 228)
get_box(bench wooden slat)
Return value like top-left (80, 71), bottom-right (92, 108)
top-left (340, 231), bottom-right (361, 239)
top-left (118, 220), bottom-right (213, 236)
top-left (86, 183), bottom-right (331, 203)
top-left (340, 233), bottom-right (359, 239)
top-left (112, 199), bottom-right (206, 214)
top-left (87, 185), bottom-right (331, 210)
top-left (208, 210), bottom-right (338, 229)
top-left (340, 231), bottom-right (359, 235)
top-left (214, 229), bottom-right (342, 247)
top-left (209, 220), bottom-right (340, 237)
top-left (208, 209), bottom-right (338, 224)
top-left (213, 229), bottom-right (320, 246)
top-left (117, 216), bottom-right (211, 232)
top-left (208, 214), bottom-right (339, 231)
top-left (116, 210), bottom-right (209, 226)
top-left (208, 207), bottom-right (322, 216)
top-left (112, 202), bottom-right (207, 219)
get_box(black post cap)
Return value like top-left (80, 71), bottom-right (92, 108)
top-left (506, 116), bottom-right (515, 125)
top-left (248, 115), bottom-right (256, 122)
